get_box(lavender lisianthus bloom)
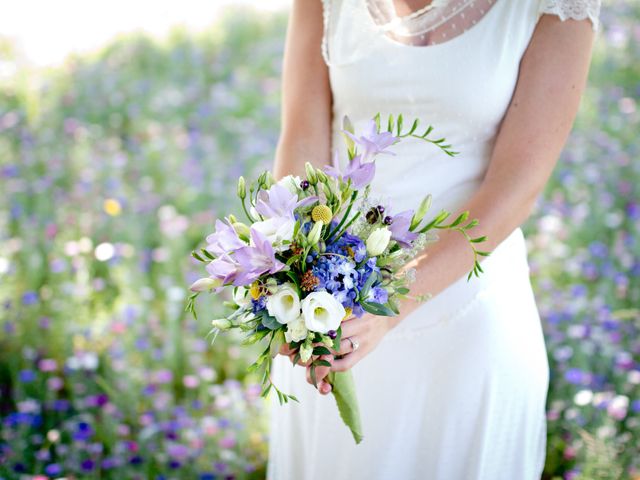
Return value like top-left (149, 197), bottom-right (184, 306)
top-left (206, 253), bottom-right (241, 286)
top-left (342, 118), bottom-right (398, 162)
top-left (233, 228), bottom-right (285, 285)
top-left (255, 184), bottom-right (317, 220)
top-left (324, 153), bottom-right (375, 190)
top-left (389, 210), bottom-right (418, 248)
top-left (205, 219), bottom-right (246, 256)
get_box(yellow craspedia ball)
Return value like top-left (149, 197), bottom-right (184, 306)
top-left (249, 282), bottom-right (262, 300)
top-left (311, 205), bottom-right (333, 225)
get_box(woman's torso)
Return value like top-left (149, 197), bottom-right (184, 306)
top-left (322, 0), bottom-right (543, 332)
top-left (324, 0), bottom-right (541, 216)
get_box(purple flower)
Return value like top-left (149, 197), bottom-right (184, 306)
top-left (325, 153), bottom-right (375, 190)
top-left (342, 118), bottom-right (397, 161)
top-left (564, 368), bottom-right (586, 385)
top-left (255, 184), bottom-right (317, 220)
top-left (205, 219), bottom-right (245, 256)
top-left (232, 228), bottom-right (285, 285)
top-left (18, 370), bottom-right (36, 383)
top-left (367, 286), bottom-right (389, 304)
top-left (22, 291), bottom-right (39, 305)
top-left (389, 210), bottom-right (418, 247)
top-left (205, 254), bottom-right (240, 285)
top-left (45, 464), bottom-right (62, 477)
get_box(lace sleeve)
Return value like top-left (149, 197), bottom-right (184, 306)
top-left (538, 0), bottom-right (602, 31)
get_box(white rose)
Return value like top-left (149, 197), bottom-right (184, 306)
top-left (251, 217), bottom-right (295, 251)
top-left (266, 283), bottom-right (301, 325)
top-left (366, 227), bottom-right (392, 256)
top-left (301, 291), bottom-right (345, 334)
top-left (284, 315), bottom-right (309, 343)
top-left (276, 175), bottom-right (302, 194)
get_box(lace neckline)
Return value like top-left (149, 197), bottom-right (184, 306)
top-left (364, 0), bottom-right (498, 48)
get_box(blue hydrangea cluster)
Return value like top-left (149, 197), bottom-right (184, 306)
top-left (309, 226), bottom-right (388, 316)
top-left (251, 296), bottom-right (267, 314)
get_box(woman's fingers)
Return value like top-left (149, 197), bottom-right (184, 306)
top-left (331, 337), bottom-right (358, 356)
top-left (279, 343), bottom-right (295, 356)
top-left (305, 355), bottom-right (334, 395)
top-left (331, 350), bottom-right (360, 372)
top-left (340, 316), bottom-right (367, 339)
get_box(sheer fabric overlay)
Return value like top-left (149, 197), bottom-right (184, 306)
top-left (321, 0), bottom-right (601, 66)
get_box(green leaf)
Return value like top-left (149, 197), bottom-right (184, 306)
top-left (448, 211), bottom-right (469, 227)
top-left (310, 364), bottom-right (317, 387)
top-left (327, 370), bottom-right (363, 444)
top-left (387, 297), bottom-right (400, 315)
top-left (286, 270), bottom-right (300, 286)
top-left (361, 301), bottom-right (397, 317)
top-left (312, 346), bottom-right (332, 356)
top-left (270, 330), bottom-right (286, 358)
top-left (241, 328), bottom-right (271, 345)
top-left (315, 359), bottom-right (332, 368)
top-left (395, 287), bottom-right (410, 295)
top-left (191, 251), bottom-right (206, 262)
top-left (470, 236), bottom-right (487, 243)
top-left (332, 327), bottom-right (343, 352)
top-left (358, 270), bottom-right (380, 301)
top-left (260, 312), bottom-right (281, 331)
top-left (407, 118), bottom-right (419, 135)
top-left (201, 249), bottom-right (215, 260)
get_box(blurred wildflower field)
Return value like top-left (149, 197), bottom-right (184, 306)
top-left (0, 3), bottom-right (638, 480)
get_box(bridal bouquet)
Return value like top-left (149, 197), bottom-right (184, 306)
top-left (186, 114), bottom-right (487, 443)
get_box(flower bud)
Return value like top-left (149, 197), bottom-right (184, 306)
top-left (366, 227), bottom-right (392, 257)
top-left (305, 162), bottom-right (318, 185)
top-left (306, 221), bottom-right (323, 245)
top-left (300, 342), bottom-right (313, 363)
top-left (411, 195), bottom-right (432, 230)
top-left (265, 171), bottom-right (275, 188)
top-left (316, 169), bottom-right (328, 183)
top-left (237, 176), bottom-right (246, 199)
top-left (232, 222), bottom-right (250, 239)
top-left (211, 318), bottom-right (232, 330)
top-left (189, 277), bottom-right (221, 292)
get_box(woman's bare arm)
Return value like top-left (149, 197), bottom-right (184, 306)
top-left (387, 15), bottom-right (597, 328)
top-left (273, 0), bottom-right (333, 180)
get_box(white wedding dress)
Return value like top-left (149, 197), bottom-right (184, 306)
top-left (267, 1), bottom-right (600, 479)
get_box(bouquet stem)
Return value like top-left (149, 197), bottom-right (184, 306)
top-left (326, 370), bottom-right (363, 444)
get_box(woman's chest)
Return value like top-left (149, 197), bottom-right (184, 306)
top-left (326, 0), bottom-right (541, 135)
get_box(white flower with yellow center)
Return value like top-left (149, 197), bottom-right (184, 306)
top-left (301, 291), bottom-right (345, 334)
top-left (266, 283), bottom-right (301, 325)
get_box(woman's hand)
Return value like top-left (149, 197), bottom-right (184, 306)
top-left (306, 313), bottom-right (393, 395)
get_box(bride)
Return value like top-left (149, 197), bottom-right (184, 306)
top-left (268, 0), bottom-right (600, 478)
